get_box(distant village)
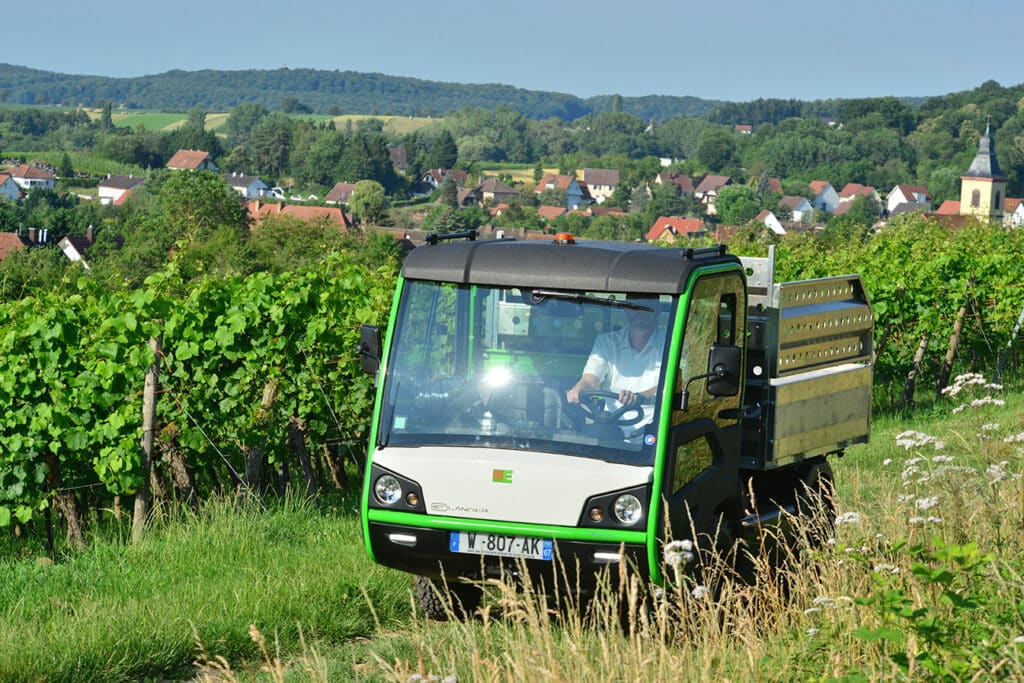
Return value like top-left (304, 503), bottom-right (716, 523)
top-left (0, 124), bottom-right (1020, 267)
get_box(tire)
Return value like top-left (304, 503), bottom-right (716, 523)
top-left (414, 575), bottom-right (482, 621)
top-left (797, 460), bottom-right (835, 549)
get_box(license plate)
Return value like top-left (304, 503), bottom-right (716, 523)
top-left (449, 531), bottom-right (553, 561)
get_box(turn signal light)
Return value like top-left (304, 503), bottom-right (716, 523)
top-left (554, 232), bottom-right (576, 244)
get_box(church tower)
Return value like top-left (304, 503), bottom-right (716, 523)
top-left (959, 121), bottom-right (1006, 222)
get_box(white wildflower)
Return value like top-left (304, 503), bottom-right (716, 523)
top-left (691, 585), bottom-right (709, 600)
top-left (971, 397), bottom-right (1005, 409)
top-left (953, 404), bottom-right (966, 414)
top-left (803, 607), bottom-right (821, 615)
top-left (897, 494), bottom-right (915, 503)
top-left (981, 423), bottom-right (1001, 432)
top-left (813, 596), bottom-right (837, 607)
top-left (1013, 635), bottom-right (1024, 644)
top-left (909, 516), bottom-right (926, 525)
top-left (932, 455), bottom-right (955, 464)
top-left (916, 496), bottom-right (939, 511)
top-left (834, 511), bottom-right (862, 525)
top-left (663, 539), bottom-right (695, 568)
top-left (882, 458), bottom-right (893, 466)
top-left (873, 563), bottom-right (901, 575)
top-left (927, 516), bottom-right (943, 524)
top-left (987, 462), bottom-right (1009, 483)
top-left (1003, 433), bottom-right (1024, 444)
top-left (807, 628), bottom-right (820, 636)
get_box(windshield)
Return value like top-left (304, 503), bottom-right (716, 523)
top-left (379, 280), bottom-right (675, 465)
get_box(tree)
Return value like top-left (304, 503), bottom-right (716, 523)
top-left (438, 176), bottom-right (459, 209)
top-left (714, 185), bottom-right (762, 225)
top-left (695, 128), bottom-right (737, 172)
top-left (426, 130), bottom-right (459, 170)
top-left (227, 103), bottom-right (270, 148)
top-left (158, 170), bottom-right (249, 244)
top-left (250, 112), bottom-right (295, 177)
top-left (348, 180), bottom-right (387, 225)
top-left (58, 152), bottom-right (73, 179)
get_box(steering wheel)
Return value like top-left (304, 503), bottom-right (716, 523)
top-left (575, 390), bottom-right (645, 426)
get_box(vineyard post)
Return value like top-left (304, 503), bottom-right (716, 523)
top-left (935, 295), bottom-right (969, 399)
top-left (133, 332), bottom-right (162, 544)
top-left (898, 334), bottom-right (929, 410)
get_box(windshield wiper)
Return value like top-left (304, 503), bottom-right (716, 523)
top-left (529, 289), bottom-right (654, 311)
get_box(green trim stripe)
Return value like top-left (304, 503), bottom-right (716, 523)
top-left (368, 509), bottom-right (647, 544)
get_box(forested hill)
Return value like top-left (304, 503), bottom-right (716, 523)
top-left (0, 63), bottom-right (721, 121)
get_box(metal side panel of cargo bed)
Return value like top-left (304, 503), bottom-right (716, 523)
top-left (738, 248), bottom-right (873, 470)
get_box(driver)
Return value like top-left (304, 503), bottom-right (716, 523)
top-left (566, 300), bottom-right (663, 426)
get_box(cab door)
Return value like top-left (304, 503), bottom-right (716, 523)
top-left (663, 272), bottom-right (746, 544)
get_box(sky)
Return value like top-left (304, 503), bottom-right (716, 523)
top-left (5, 0), bottom-right (1023, 103)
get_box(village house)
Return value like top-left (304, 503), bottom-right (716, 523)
top-left (693, 175), bottom-right (731, 215)
top-left (886, 184), bottom-right (931, 214)
top-left (753, 210), bottom-right (786, 236)
top-left (645, 216), bottom-right (706, 243)
top-left (0, 172), bottom-right (20, 201)
top-left (778, 195), bottom-right (813, 223)
top-left (248, 201), bottom-right (350, 230)
top-left (654, 171), bottom-right (695, 195)
top-left (1005, 198), bottom-right (1024, 228)
top-left (535, 173), bottom-right (592, 210)
top-left (97, 174), bottom-right (145, 205)
top-left (166, 149), bottom-right (219, 172)
top-left (222, 173), bottom-right (270, 200)
top-left (581, 168), bottom-right (620, 204)
top-left (536, 205), bottom-right (567, 221)
top-left (421, 168), bottom-right (468, 190)
top-left (837, 183), bottom-right (881, 207)
top-left (324, 182), bottom-right (358, 205)
top-left (475, 177), bottom-right (519, 205)
top-left (0, 232), bottom-right (28, 261)
top-left (808, 180), bottom-right (839, 214)
top-left (6, 164), bottom-right (56, 191)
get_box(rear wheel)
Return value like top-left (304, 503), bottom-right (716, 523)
top-left (414, 575), bottom-right (482, 621)
top-left (797, 459), bottom-right (835, 548)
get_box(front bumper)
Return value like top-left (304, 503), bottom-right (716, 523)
top-left (369, 521), bottom-right (649, 588)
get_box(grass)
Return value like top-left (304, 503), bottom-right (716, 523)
top-left (3, 377), bottom-right (1024, 681)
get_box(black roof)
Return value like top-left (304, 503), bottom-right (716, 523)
top-left (401, 238), bottom-right (741, 294)
top-left (964, 124), bottom-right (1005, 180)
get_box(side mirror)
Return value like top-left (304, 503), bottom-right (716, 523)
top-left (358, 324), bottom-right (382, 375)
top-left (706, 344), bottom-right (741, 397)
top-left (681, 343), bottom-right (742, 411)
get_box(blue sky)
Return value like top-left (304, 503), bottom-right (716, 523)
top-left (7, 0), bottom-right (1022, 102)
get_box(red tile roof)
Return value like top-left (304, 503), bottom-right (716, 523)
top-left (537, 205), bottom-right (566, 220)
top-left (535, 174), bottom-right (575, 192)
top-left (838, 183), bottom-right (876, 199)
top-left (7, 164), bottom-right (55, 180)
top-left (645, 216), bottom-right (705, 241)
top-left (249, 201), bottom-right (350, 230)
top-left (166, 149), bottom-right (214, 170)
top-left (1005, 198), bottom-right (1022, 213)
top-left (657, 172), bottom-right (695, 194)
top-left (0, 232), bottom-right (28, 260)
top-left (935, 200), bottom-right (961, 216)
top-left (324, 182), bottom-right (358, 203)
top-left (808, 180), bottom-right (832, 196)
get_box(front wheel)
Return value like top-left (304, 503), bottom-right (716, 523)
top-left (414, 575), bottom-right (482, 621)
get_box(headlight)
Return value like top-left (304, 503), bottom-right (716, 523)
top-left (374, 474), bottom-right (402, 505)
top-left (613, 494), bottom-right (643, 525)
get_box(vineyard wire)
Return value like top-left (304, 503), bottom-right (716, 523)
top-left (154, 345), bottom-right (264, 509)
top-left (299, 344), bottom-right (366, 477)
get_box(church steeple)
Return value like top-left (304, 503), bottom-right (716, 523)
top-left (964, 119), bottom-right (1005, 180)
top-left (960, 119), bottom-right (1006, 222)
